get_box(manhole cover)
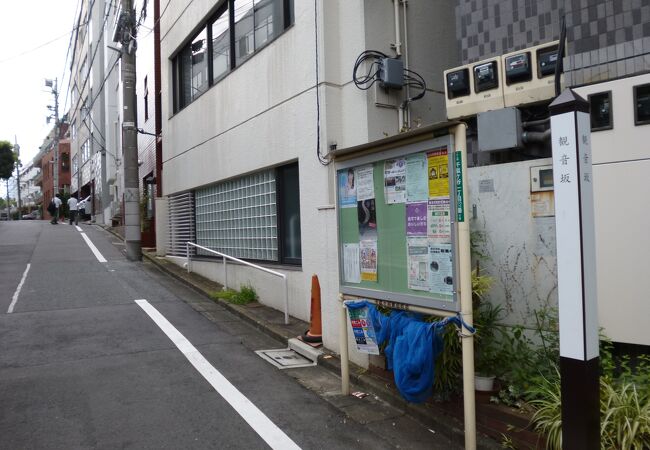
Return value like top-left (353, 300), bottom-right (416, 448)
top-left (255, 348), bottom-right (316, 369)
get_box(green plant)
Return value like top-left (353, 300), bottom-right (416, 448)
top-left (528, 361), bottom-right (650, 449)
top-left (527, 366), bottom-right (562, 450)
top-left (211, 285), bottom-right (258, 305)
top-left (601, 381), bottom-right (650, 450)
top-left (473, 301), bottom-right (506, 377)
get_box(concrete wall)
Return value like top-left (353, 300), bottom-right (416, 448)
top-left (468, 159), bottom-right (558, 328)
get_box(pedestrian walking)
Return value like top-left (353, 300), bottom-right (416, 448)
top-left (49, 194), bottom-right (62, 224)
top-left (67, 194), bottom-right (78, 225)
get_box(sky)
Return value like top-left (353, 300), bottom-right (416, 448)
top-left (0, 1), bottom-right (81, 197)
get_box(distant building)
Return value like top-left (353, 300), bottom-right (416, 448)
top-left (34, 121), bottom-right (70, 220)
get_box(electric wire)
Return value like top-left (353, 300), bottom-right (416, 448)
top-left (59, 0), bottom-right (85, 116)
top-left (67, 1), bottom-right (114, 128)
top-left (314, 0), bottom-right (329, 165)
top-left (0, 23), bottom-right (85, 65)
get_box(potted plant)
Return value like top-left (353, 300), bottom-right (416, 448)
top-left (473, 301), bottom-right (505, 391)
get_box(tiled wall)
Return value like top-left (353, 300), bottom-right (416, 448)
top-left (455, 0), bottom-right (650, 86)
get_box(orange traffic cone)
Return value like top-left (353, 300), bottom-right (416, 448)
top-left (302, 274), bottom-right (322, 344)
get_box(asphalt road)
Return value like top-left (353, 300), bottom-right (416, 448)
top-left (0, 220), bottom-right (459, 450)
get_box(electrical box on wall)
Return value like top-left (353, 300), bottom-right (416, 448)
top-left (477, 107), bottom-right (522, 152)
top-left (502, 41), bottom-right (563, 107)
top-left (444, 56), bottom-right (505, 119)
top-left (379, 57), bottom-right (404, 89)
top-left (530, 165), bottom-right (554, 192)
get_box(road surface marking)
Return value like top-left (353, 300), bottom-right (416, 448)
top-left (134, 299), bottom-right (302, 450)
top-left (8, 264), bottom-right (31, 314)
top-left (75, 225), bottom-right (82, 232)
top-left (80, 233), bottom-right (107, 263)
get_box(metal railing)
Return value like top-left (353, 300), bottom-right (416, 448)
top-left (186, 242), bottom-right (289, 325)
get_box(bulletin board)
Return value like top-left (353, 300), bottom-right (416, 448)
top-left (336, 135), bottom-right (461, 312)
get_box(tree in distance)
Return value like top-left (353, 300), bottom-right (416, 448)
top-left (0, 140), bottom-right (16, 180)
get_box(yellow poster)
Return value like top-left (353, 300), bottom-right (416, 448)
top-left (427, 147), bottom-right (449, 198)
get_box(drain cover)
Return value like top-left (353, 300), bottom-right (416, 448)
top-left (255, 348), bottom-right (316, 369)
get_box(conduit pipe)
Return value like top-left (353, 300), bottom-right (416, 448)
top-left (394, 0), bottom-right (405, 131)
top-left (401, 0), bottom-right (411, 129)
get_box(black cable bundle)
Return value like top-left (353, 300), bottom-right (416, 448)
top-left (352, 50), bottom-right (388, 90)
top-left (403, 68), bottom-right (426, 102)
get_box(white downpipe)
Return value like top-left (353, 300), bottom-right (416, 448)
top-left (401, 0), bottom-right (411, 129)
top-left (394, 0), bottom-right (403, 132)
top-left (393, 0), bottom-right (402, 57)
top-left (186, 242), bottom-right (289, 325)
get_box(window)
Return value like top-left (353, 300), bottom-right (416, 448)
top-left (589, 91), bottom-right (612, 131)
top-left (276, 162), bottom-right (301, 264)
top-left (195, 162), bottom-right (301, 265)
top-left (72, 154), bottom-right (78, 174)
top-left (172, 0), bottom-right (293, 113)
top-left (211, 6), bottom-right (230, 82)
top-left (81, 139), bottom-right (90, 163)
top-left (634, 84), bottom-right (650, 126)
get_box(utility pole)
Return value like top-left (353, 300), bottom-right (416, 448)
top-left (14, 137), bottom-right (20, 220)
top-left (46, 78), bottom-right (60, 199)
top-left (117, 0), bottom-right (141, 261)
top-left (5, 179), bottom-right (10, 220)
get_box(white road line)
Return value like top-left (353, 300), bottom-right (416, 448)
top-left (8, 264), bottom-right (31, 314)
top-left (80, 233), bottom-right (107, 263)
top-left (134, 299), bottom-right (302, 450)
top-left (75, 225), bottom-right (82, 232)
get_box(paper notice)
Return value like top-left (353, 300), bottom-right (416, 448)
top-left (407, 237), bottom-right (430, 291)
top-left (360, 240), bottom-right (378, 282)
top-left (406, 153), bottom-right (428, 203)
top-left (343, 243), bottom-right (361, 283)
top-left (427, 198), bottom-right (451, 244)
top-left (338, 170), bottom-right (357, 208)
top-left (347, 303), bottom-right (380, 354)
top-left (427, 148), bottom-right (450, 198)
top-left (355, 164), bottom-right (375, 201)
top-left (406, 202), bottom-right (428, 236)
top-left (383, 158), bottom-right (407, 204)
top-left (358, 199), bottom-right (378, 240)
top-left (429, 243), bottom-right (454, 296)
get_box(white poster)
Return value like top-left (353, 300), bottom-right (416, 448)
top-left (343, 243), bottom-right (361, 284)
top-left (429, 243), bottom-right (454, 296)
top-left (407, 237), bottom-right (430, 291)
top-left (427, 198), bottom-right (451, 244)
top-left (383, 158), bottom-right (407, 204)
top-left (406, 153), bottom-right (428, 202)
top-left (355, 164), bottom-right (375, 201)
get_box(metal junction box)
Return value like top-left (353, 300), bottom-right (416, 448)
top-left (477, 107), bottom-right (522, 152)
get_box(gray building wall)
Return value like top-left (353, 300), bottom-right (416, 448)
top-left (456, 0), bottom-right (650, 86)
top-left (363, 0), bottom-right (459, 140)
top-left (454, 0), bottom-right (650, 86)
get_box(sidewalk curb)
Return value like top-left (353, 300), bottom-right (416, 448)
top-left (100, 226), bottom-right (499, 449)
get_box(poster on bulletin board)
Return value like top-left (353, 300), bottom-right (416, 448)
top-left (336, 135), bottom-right (460, 312)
